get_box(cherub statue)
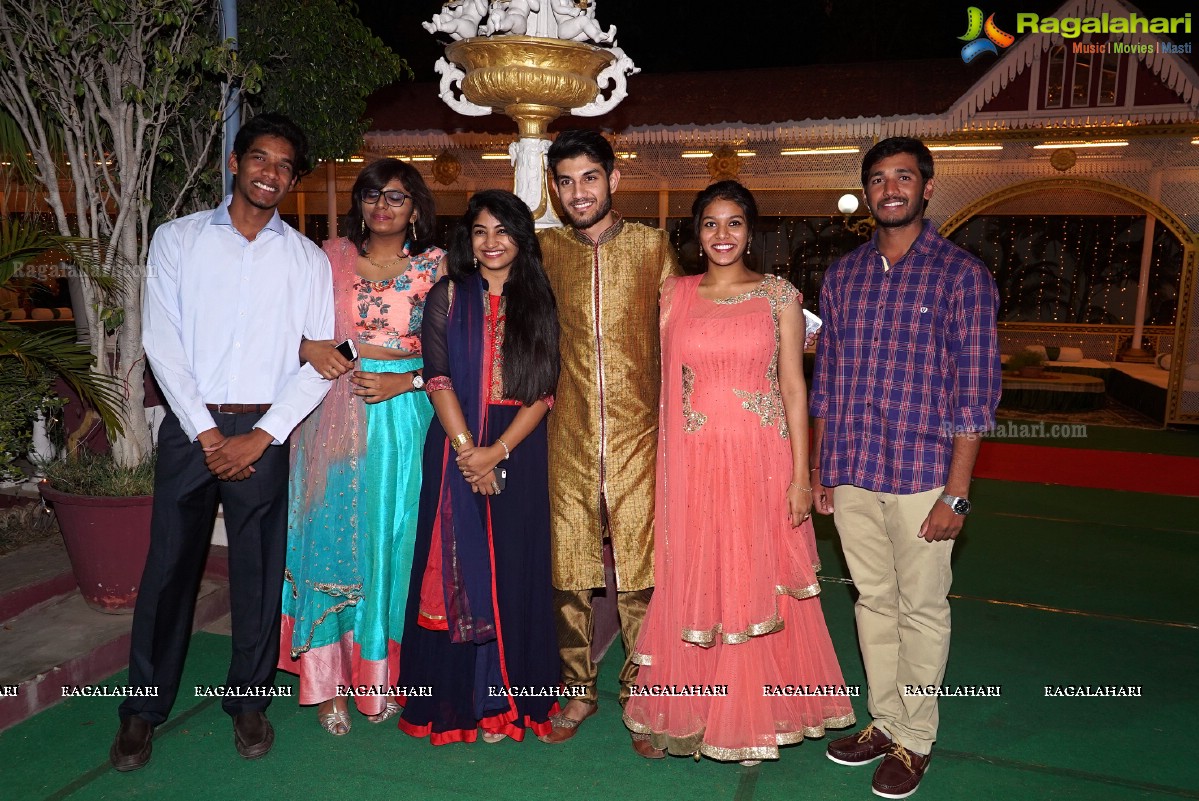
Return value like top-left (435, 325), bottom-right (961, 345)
top-left (422, 0), bottom-right (489, 40)
top-left (549, 0), bottom-right (616, 43)
top-left (484, 0), bottom-right (540, 35)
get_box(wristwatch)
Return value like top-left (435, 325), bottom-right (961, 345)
top-left (939, 492), bottom-right (971, 515)
top-left (411, 373), bottom-right (425, 390)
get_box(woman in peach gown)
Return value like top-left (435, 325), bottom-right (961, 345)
top-left (623, 181), bottom-right (855, 764)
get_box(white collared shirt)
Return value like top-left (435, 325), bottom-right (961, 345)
top-left (142, 196), bottom-right (333, 444)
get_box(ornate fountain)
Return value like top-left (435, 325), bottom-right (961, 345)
top-left (424, 0), bottom-right (637, 224)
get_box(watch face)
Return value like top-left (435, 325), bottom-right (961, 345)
top-left (412, 375), bottom-right (424, 389)
top-left (952, 498), bottom-right (971, 515)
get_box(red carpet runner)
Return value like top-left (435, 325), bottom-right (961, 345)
top-left (974, 442), bottom-right (1199, 497)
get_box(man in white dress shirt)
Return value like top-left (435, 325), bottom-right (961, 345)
top-left (111, 113), bottom-right (334, 770)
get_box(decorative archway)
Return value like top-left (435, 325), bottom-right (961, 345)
top-left (938, 177), bottom-right (1199, 425)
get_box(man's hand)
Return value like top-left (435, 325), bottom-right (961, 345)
top-left (811, 468), bottom-right (834, 515)
top-left (301, 339), bottom-right (353, 381)
top-left (203, 429), bottom-right (273, 481)
top-left (918, 499), bottom-right (965, 541)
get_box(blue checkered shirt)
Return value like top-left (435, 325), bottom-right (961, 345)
top-left (810, 221), bottom-right (1001, 494)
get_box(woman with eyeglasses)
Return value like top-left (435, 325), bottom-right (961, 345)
top-left (279, 158), bottom-right (444, 735)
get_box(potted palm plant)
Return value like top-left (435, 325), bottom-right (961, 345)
top-left (0, 219), bottom-right (145, 611)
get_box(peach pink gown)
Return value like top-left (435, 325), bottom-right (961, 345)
top-left (623, 273), bottom-right (855, 762)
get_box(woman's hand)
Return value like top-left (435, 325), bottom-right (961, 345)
top-left (787, 483), bottom-right (813, 528)
top-left (302, 339), bottom-right (353, 380)
top-left (351, 371), bottom-right (414, 403)
top-left (456, 444), bottom-right (503, 494)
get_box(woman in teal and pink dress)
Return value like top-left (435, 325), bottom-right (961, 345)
top-left (279, 159), bottom-right (443, 734)
top-left (624, 181), bottom-right (855, 763)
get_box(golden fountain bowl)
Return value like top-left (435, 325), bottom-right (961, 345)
top-left (447, 35), bottom-right (616, 138)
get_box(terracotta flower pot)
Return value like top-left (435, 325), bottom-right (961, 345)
top-left (37, 483), bottom-right (153, 614)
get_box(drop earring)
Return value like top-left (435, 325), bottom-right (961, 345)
top-left (404, 220), bottom-right (415, 256)
top-left (474, 257), bottom-right (479, 270)
top-left (746, 240), bottom-right (751, 256)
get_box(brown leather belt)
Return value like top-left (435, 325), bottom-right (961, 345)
top-left (206, 403), bottom-right (272, 415)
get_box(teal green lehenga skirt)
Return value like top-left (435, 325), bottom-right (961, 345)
top-left (279, 357), bottom-right (432, 714)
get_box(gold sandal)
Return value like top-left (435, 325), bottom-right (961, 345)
top-left (318, 707), bottom-right (351, 736)
top-left (367, 700), bottom-right (401, 724)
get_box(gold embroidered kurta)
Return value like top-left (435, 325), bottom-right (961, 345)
top-left (539, 218), bottom-right (680, 591)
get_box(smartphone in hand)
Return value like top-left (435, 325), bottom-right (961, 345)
top-left (335, 339), bottom-right (358, 361)
top-left (493, 466), bottom-right (507, 491)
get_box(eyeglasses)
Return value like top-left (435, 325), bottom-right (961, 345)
top-left (359, 188), bottom-right (410, 207)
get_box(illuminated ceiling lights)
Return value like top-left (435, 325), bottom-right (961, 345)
top-left (481, 152), bottom-right (511, 160)
top-left (780, 146), bottom-right (860, 155)
top-left (1033, 140), bottom-right (1128, 149)
top-left (680, 149), bottom-right (756, 158)
top-left (398, 154), bottom-right (436, 162)
top-left (926, 143), bottom-right (1003, 151)
top-left (616, 151), bottom-right (637, 159)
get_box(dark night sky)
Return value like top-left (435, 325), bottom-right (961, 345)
top-left (357, 1), bottom-right (1197, 80)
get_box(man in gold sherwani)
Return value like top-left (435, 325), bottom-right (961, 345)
top-left (538, 130), bottom-right (679, 757)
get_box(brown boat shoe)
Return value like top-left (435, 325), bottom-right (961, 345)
top-left (871, 743), bottom-right (932, 799)
top-left (826, 723), bottom-right (892, 766)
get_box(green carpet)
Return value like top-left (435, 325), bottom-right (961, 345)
top-left (986, 422), bottom-right (1199, 457)
top-left (4, 478), bottom-right (1197, 800)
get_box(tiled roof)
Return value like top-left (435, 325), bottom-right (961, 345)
top-left (366, 59), bottom-right (992, 134)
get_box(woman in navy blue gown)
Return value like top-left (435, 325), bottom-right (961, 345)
top-left (398, 190), bottom-right (561, 744)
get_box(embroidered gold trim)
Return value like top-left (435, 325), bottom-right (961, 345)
top-left (487, 296), bottom-right (508, 402)
top-left (630, 649), bottom-right (652, 666)
top-left (623, 711), bottom-right (857, 762)
top-left (716, 275), bottom-right (798, 441)
top-left (682, 613), bottom-right (784, 646)
top-left (291, 596), bottom-right (362, 658)
top-left (678, 576), bottom-right (822, 647)
top-left (777, 581), bottom-right (821, 601)
top-left (681, 364), bottom-right (707, 433)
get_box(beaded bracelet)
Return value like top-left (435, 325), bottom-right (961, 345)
top-left (788, 482), bottom-right (813, 493)
top-left (496, 437), bottom-right (510, 460)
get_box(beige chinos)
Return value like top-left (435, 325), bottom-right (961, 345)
top-left (832, 484), bottom-right (954, 754)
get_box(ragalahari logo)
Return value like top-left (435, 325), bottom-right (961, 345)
top-left (959, 7), bottom-right (1016, 63)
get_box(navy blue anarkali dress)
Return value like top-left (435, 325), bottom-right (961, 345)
top-left (397, 274), bottom-right (559, 743)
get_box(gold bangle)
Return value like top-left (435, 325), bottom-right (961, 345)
top-left (789, 482), bottom-right (813, 493)
top-left (450, 431), bottom-right (473, 452)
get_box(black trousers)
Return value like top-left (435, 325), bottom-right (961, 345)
top-left (119, 409), bottom-right (289, 724)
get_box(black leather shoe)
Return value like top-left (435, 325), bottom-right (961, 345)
top-left (233, 711), bottom-right (275, 759)
top-left (110, 716), bottom-right (154, 771)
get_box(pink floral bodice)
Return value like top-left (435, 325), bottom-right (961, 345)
top-left (352, 247), bottom-right (444, 353)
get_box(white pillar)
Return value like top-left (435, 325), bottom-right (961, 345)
top-left (510, 138), bottom-right (559, 228)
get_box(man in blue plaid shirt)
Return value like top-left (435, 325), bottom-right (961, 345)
top-left (811, 137), bottom-right (1000, 800)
